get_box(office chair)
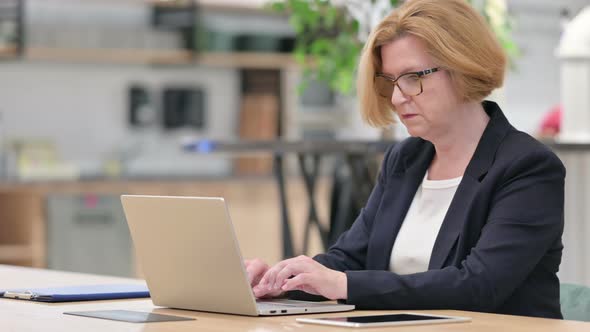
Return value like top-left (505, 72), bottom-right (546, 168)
top-left (560, 283), bottom-right (590, 321)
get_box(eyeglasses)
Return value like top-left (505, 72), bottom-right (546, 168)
top-left (374, 67), bottom-right (439, 98)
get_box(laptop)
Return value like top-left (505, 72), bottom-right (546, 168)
top-left (120, 195), bottom-right (355, 316)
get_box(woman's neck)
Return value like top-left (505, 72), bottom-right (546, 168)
top-left (428, 102), bottom-right (489, 180)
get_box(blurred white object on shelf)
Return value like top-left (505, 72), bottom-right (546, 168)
top-left (10, 139), bottom-right (80, 181)
top-left (556, 6), bottom-right (590, 143)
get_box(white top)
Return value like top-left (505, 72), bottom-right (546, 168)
top-left (389, 172), bottom-right (462, 275)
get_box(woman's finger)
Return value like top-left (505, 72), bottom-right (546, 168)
top-left (246, 262), bottom-right (267, 286)
top-left (281, 273), bottom-right (316, 294)
top-left (259, 264), bottom-right (282, 289)
top-left (253, 284), bottom-right (270, 298)
top-left (273, 264), bottom-right (297, 290)
top-left (259, 256), bottom-right (300, 288)
top-left (274, 259), bottom-right (314, 289)
top-left (253, 284), bottom-right (283, 299)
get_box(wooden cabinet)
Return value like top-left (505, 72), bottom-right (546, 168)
top-left (0, 191), bottom-right (45, 267)
top-left (0, 178), bottom-right (327, 274)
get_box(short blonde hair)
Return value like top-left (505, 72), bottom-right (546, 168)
top-left (358, 0), bottom-right (507, 127)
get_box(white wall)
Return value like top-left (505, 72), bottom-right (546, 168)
top-left (502, 0), bottom-right (588, 133)
top-left (0, 62), bottom-right (240, 177)
top-left (1, 0), bottom-right (589, 177)
top-left (0, 0), bottom-right (254, 177)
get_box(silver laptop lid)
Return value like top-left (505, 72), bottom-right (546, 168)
top-left (121, 195), bottom-right (259, 316)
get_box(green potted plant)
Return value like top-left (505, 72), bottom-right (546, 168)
top-left (269, 0), bottom-right (518, 97)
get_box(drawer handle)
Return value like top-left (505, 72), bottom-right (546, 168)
top-left (74, 213), bottom-right (114, 225)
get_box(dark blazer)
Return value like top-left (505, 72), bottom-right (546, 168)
top-left (296, 101), bottom-right (566, 319)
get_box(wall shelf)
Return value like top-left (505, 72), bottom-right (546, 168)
top-left (72, 0), bottom-right (277, 14)
top-left (25, 47), bottom-right (195, 65)
top-left (198, 51), bottom-right (296, 69)
top-left (24, 47), bottom-right (297, 69)
top-left (150, 0), bottom-right (272, 13)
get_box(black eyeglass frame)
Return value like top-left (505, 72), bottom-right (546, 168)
top-left (374, 67), bottom-right (440, 97)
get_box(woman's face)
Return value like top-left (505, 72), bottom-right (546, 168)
top-left (380, 35), bottom-right (461, 141)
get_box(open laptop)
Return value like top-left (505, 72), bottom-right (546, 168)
top-left (120, 195), bottom-right (355, 316)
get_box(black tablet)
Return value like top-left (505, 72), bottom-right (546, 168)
top-left (296, 312), bottom-right (471, 328)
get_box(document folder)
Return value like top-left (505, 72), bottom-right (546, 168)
top-left (0, 284), bottom-right (150, 302)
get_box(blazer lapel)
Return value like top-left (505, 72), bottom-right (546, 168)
top-left (428, 175), bottom-right (480, 269)
top-left (428, 100), bottom-right (512, 270)
top-left (368, 143), bottom-right (434, 270)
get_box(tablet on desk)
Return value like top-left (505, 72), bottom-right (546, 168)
top-left (296, 313), bottom-right (471, 328)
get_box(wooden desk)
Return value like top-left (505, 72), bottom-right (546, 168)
top-left (1, 265), bottom-right (589, 332)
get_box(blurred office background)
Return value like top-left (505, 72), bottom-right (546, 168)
top-left (0, 0), bottom-right (589, 288)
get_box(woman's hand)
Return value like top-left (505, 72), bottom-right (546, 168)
top-left (244, 259), bottom-right (284, 299)
top-left (256, 255), bottom-right (347, 300)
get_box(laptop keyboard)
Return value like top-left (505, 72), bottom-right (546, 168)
top-left (256, 299), bottom-right (333, 309)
